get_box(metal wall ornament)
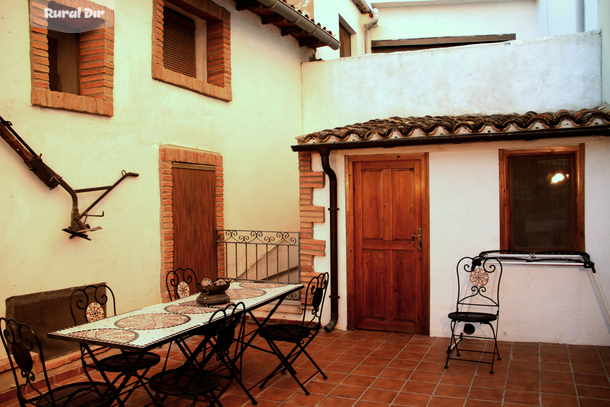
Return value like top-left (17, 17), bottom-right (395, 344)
top-left (0, 115), bottom-right (138, 240)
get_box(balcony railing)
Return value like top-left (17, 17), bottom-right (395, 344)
top-left (216, 230), bottom-right (300, 300)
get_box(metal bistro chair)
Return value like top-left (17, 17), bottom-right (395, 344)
top-left (149, 302), bottom-right (248, 406)
top-left (445, 255), bottom-right (503, 374)
top-left (165, 268), bottom-right (201, 361)
top-left (257, 272), bottom-right (329, 395)
top-left (0, 317), bottom-right (116, 407)
top-left (166, 267), bottom-right (198, 302)
top-left (69, 284), bottom-right (161, 401)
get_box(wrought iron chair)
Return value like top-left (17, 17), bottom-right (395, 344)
top-left (445, 255), bottom-right (503, 373)
top-left (149, 302), bottom-right (249, 406)
top-left (69, 284), bottom-right (161, 401)
top-left (164, 267), bottom-right (202, 362)
top-left (257, 272), bottom-right (329, 395)
top-left (0, 317), bottom-right (116, 407)
top-left (166, 267), bottom-right (198, 301)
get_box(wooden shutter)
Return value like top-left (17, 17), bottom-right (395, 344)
top-left (163, 7), bottom-right (197, 78)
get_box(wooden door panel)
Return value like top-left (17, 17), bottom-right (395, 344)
top-left (350, 156), bottom-right (428, 334)
top-left (360, 168), bottom-right (384, 241)
top-left (173, 166), bottom-right (216, 282)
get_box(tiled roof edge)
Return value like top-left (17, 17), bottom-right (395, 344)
top-left (296, 107), bottom-right (610, 145)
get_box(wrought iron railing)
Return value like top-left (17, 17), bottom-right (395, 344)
top-left (216, 230), bottom-right (300, 301)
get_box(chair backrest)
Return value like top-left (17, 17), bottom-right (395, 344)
top-left (0, 317), bottom-right (54, 405)
top-left (301, 272), bottom-right (329, 329)
top-left (210, 302), bottom-right (246, 358)
top-left (166, 268), bottom-right (198, 301)
top-left (454, 256), bottom-right (503, 315)
top-left (70, 284), bottom-right (117, 326)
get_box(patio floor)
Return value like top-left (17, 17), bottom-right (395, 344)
top-left (2, 326), bottom-right (609, 406)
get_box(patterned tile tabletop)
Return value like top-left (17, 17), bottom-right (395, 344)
top-left (49, 281), bottom-right (303, 350)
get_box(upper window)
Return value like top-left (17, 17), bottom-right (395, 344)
top-left (152, 0), bottom-right (231, 102)
top-left (29, 0), bottom-right (115, 116)
top-left (499, 145), bottom-right (584, 252)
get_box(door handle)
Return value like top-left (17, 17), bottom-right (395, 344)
top-left (411, 227), bottom-right (422, 252)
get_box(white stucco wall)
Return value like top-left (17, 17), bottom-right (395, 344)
top-left (370, 1), bottom-right (539, 42)
top-left (302, 30), bottom-right (602, 134)
top-left (0, 0), bottom-right (307, 316)
top-left (303, 32), bottom-right (609, 345)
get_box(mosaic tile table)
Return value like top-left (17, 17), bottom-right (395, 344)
top-left (49, 281), bottom-right (303, 352)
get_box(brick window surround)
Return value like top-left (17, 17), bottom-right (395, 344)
top-left (159, 145), bottom-right (225, 301)
top-left (29, 0), bottom-right (115, 116)
top-left (152, 0), bottom-right (232, 102)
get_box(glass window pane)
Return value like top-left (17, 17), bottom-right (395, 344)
top-left (508, 154), bottom-right (573, 251)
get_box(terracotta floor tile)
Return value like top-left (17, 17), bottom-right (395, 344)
top-left (371, 377), bottom-right (407, 391)
top-left (408, 371), bottom-right (443, 383)
top-left (351, 364), bottom-right (385, 377)
top-left (329, 384), bottom-right (366, 399)
top-left (3, 331), bottom-right (610, 407)
top-left (434, 384), bottom-right (470, 398)
top-left (401, 381), bottom-right (438, 395)
top-left (427, 395), bottom-right (466, 407)
top-left (471, 375), bottom-right (505, 389)
top-left (576, 384), bottom-right (610, 399)
top-left (380, 367), bottom-right (414, 380)
top-left (503, 389), bottom-right (540, 405)
top-left (467, 387), bottom-right (504, 402)
top-left (541, 380), bottom-right (577, 395)
top-left (341, 374), bottom-right (376, 388)
top-left (540, 393), bottom-right (579, 407)
top-left (574, 373), bottom-right (610, 386)
top-left (578, 397), bottom-right (610, 407)
top-left (360, 388), bottom-right (399, 403)
top-left (505, 378), bottom-right (540, 392)
top-left (392, 392), bottom-right (431, 406)
top-left (464, 400), bottom-right (501, 407)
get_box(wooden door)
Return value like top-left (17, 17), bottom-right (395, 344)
top-left (172, 163), bottom-right (217, 282)
top-left (348, 155), bottom-right (429, 334)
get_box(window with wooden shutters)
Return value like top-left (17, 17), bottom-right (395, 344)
top-left (163, 7), bottom-right (197, 78)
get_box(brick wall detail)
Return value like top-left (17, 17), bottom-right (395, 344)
top-left (29, 0), bottom-right (115, 116)
top-left (298, 151), bottom-right (326, 285)
top-left (152, 0), bottom-right (232, 102)
top-left (159, 145), bottom-right (224, 301)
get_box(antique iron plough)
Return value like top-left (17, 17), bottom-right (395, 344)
top-left (0, 115), bottom-right (138, 240)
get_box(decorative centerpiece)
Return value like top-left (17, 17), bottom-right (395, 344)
top-left (196, 278), bottom-right (231, 305)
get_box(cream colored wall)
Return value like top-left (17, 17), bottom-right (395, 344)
top-left (303, 32), bottom-right (610, 345)
top-left (0, 0), bottom-right (308, 317)
top-left (314, 0), bottom-right (377, 60)
top-left (371, 1), bottom-right (539, 41)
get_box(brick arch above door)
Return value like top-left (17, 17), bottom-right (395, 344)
top-left (159, 145), bottom-right (224, 301)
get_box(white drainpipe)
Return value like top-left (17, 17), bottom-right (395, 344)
top-left (364, 8), bottom-right (379, 54)
top-left (254, 0), bottom-right (341, 50)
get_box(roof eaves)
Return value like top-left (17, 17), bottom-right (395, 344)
top-left (292, 108), bottom-right (610, 151)
top-left (233, 0), bottom-right (340, 50)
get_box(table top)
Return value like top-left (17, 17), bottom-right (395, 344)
top-left (48, 281), bottom-right (303, 351)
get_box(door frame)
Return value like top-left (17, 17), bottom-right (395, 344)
top-left (345, 153), bottom-right (430, 333)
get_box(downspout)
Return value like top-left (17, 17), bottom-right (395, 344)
top-left (255, 0), bottom-right (341, 50)
top-left (364, 8), bottom-right (379, 54)
top-left (319, 148), bottom-right (339, 332)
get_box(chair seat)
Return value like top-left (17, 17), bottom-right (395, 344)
top-left (149, 367), bottom-right (226, 398)
top-left (96, 351), bottom-right (160, 372)
top-left (259, 324), bottom-right (318, 343)
top-left (35, 382), bottom-right (114, 407)
top-left (448, 311), bottom-right (497, 323)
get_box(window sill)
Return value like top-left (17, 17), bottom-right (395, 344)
top-left (32, 88), bottom-right (113, 116)
top-left (152, 65), bottom-right (232, 102)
